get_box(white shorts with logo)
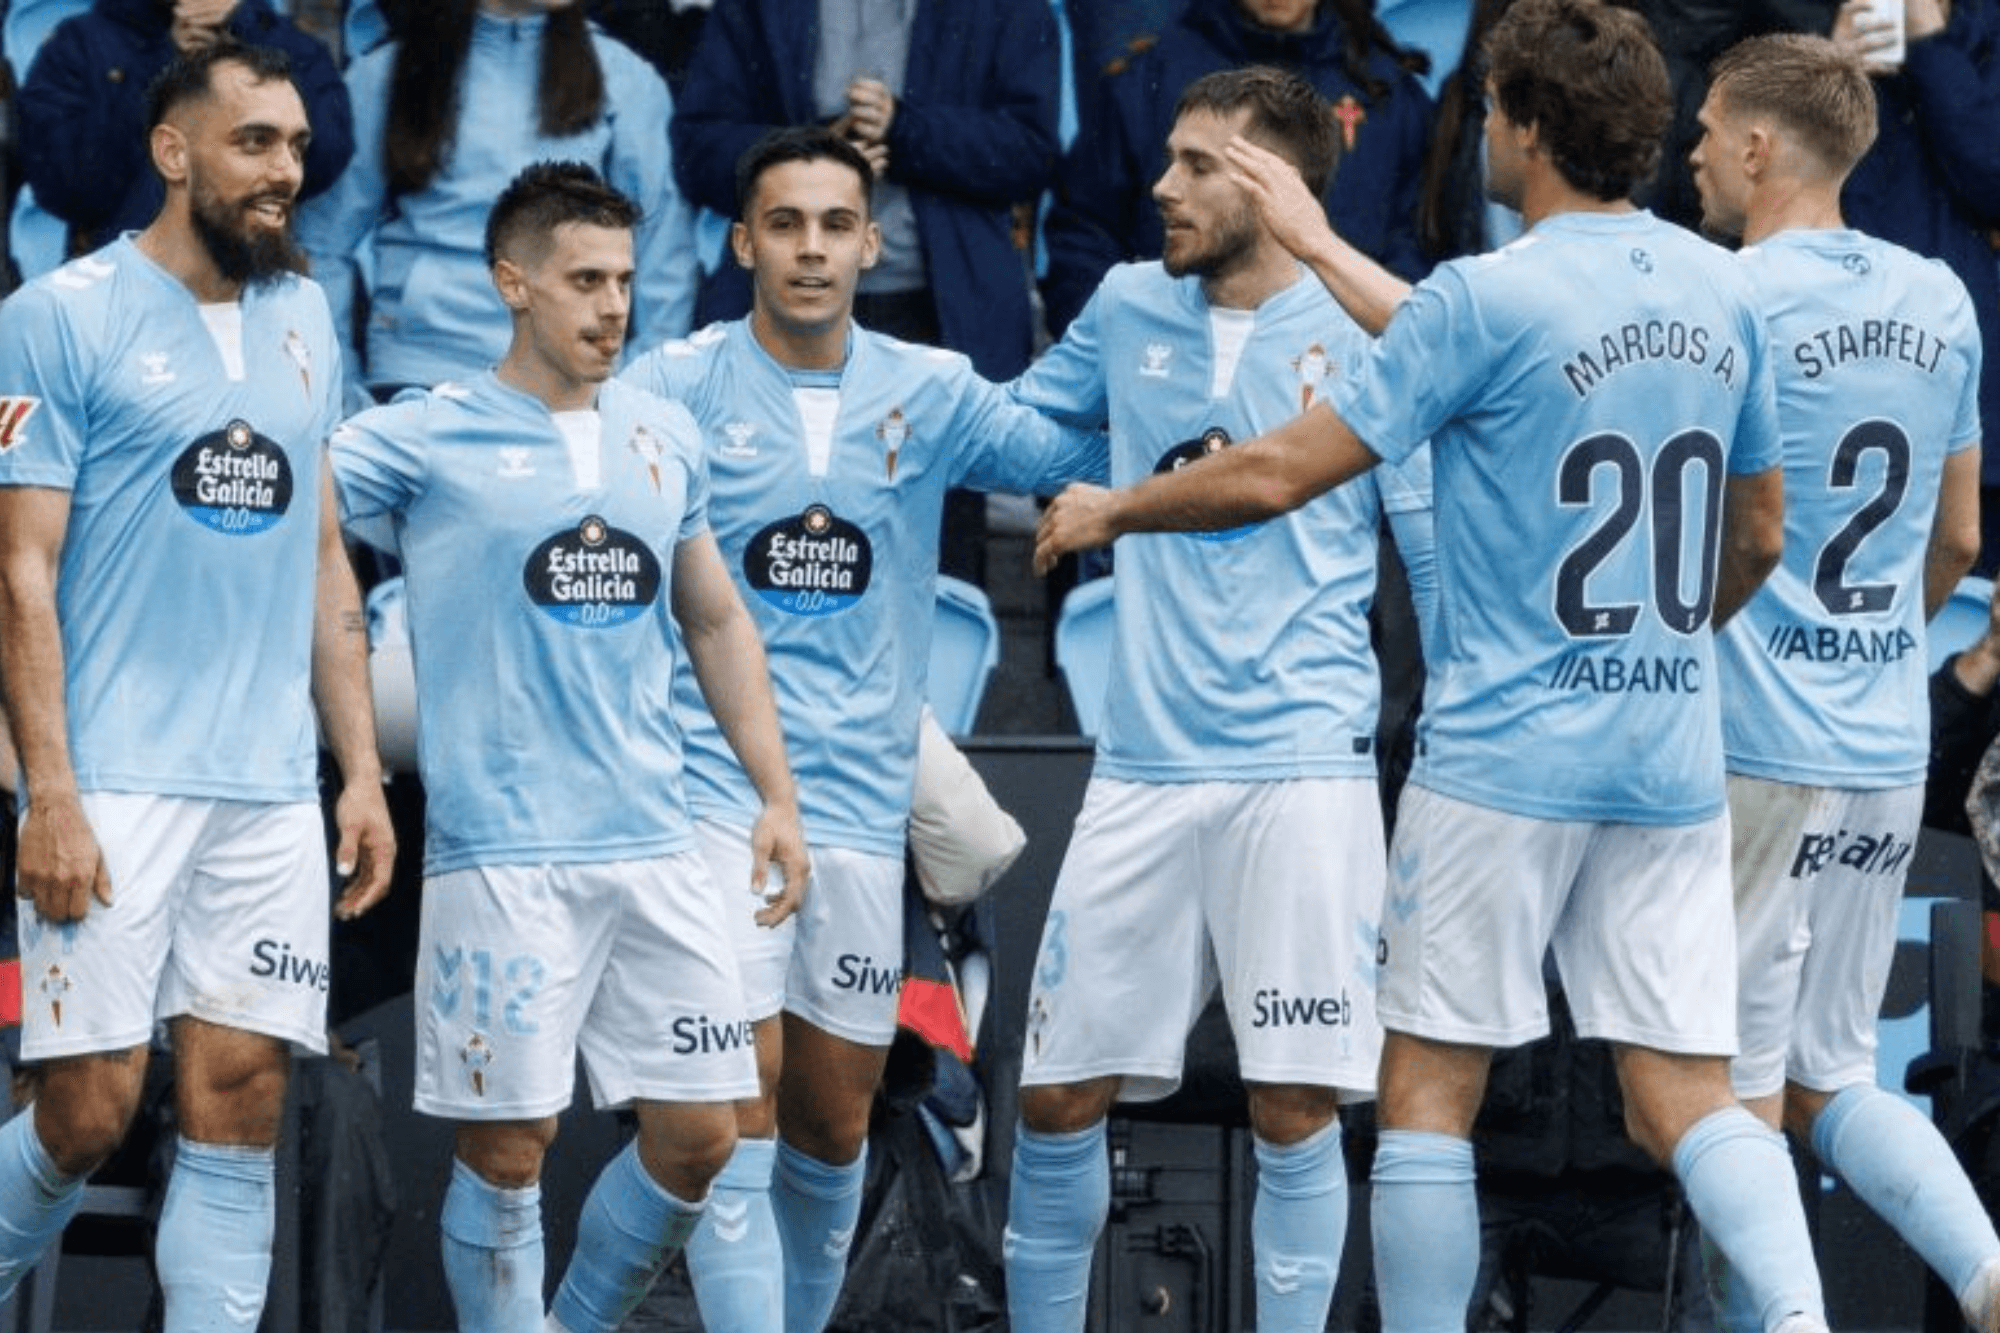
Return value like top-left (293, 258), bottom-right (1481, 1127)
top-left (696, 818), bottom-right (902, 1047)
top-left (1380, 785), bottom-right (1738, 1054)
top-left (1020, 776), bottom-right (1385, 1103)
top-left (18, 793), bottom-right (331, 1060)
top-left (413, 852), bottom-right (757, 1120)
top-left (1727, 775), bottom-right (1922, 1099)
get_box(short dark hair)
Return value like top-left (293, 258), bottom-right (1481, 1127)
top-left (484, 162), bottom-right (641, 268)
top-left (734, 127), bottom-right (875, 219)
top-left (145, 40), bottom-right (297, 132)
top-left (1709, 34), bottom-right (1877, 177)
top-left (1172, 66), bottom-right (1339, 197)
top-left (1485, 0), bottom-right (1671, 202)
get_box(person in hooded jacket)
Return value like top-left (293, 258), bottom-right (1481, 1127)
top-left (1040, 0), bottom-right (1434, 337)
top-left (16, 0), bottom-right (352, 261)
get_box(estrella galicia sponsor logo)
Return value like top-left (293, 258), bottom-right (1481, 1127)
top-left (1251, 985), bottom-right (1356, 1029)
top-left (672, 1012), bottom-right (755, 1055)
top-left (523, 515), bottom-right (662, 628)
top-left (171, 419), bottom-right (293, 534)
top-left (1155, 428), bottom-right (1252, 543)
top-left (1789, 827), bottom-right (1914, 881)
top-left (250, 937), bottom-right (329, 991)
top-left (744, 505), bottom-right (872, 616)
top-left (833, 952), bottom-right (903, 996)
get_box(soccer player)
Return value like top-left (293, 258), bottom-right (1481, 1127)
top-left (330, 162), bottom-right (809, 1333)
top-left (1033, 4), bottom-right (1838, 1331)
top-left (0, 41), bottom-right (394, 1330)
top-left (1691, 33), bottom-right (2000, 1332)
top-left (619, 127), bottom-right (1102, 1333)
top-left (1001, 67), bottom-right (1434, 1333)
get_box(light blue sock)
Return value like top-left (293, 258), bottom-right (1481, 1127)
top-left (772, 1136), bottom-right (865, 1333)
top-left (1372, 1130), bottom-right (1478, 1333)
top-left (1253, 1121), bottom-right (1347, 1333)
top-left (1673, 1107), bottom-right (1825, 1332)
top-left (1002, 1121), bottom-right (1109, 1333)
top-left (687, 1136), bottom-right (782, 1333)
top-left (440, 1157), bottom-right (544, 1333)
top-left (1698, 1229), bottom-right (1763, 1333)
top-left (0, 1109), bottom-right (85, 1299)
top-left (156, 1137), bottom-right (274, 1332)
top-left (551, 1139), bottom-right (702, 1333)
top-left (1812, 1084), bottom-right (2000, 1303)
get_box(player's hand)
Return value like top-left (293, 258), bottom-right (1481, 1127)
top-left (1225, 137), bottom-right (1335, 264)
top-left (1034, 483), bottom-right (1121, 575)
top-left (1832, 0), bottom-right (1904, 72)
top-left (16, 792), bottom-right (110, 924)
top-left (748, 801), bottom-right (810, 929)
top-left (331, 779), bottom-right (395, 920)
top-left (844, 77), bottom-right (897, 143)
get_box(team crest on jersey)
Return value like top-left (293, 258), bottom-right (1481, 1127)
top-left (877, 407), bottom-right (910, 480)
top-left (39, 963), bottom-right (71, 1027)
top-left (629, 424), bottom-right (666, 493)
top-left (744, 504), bottom-right (872, 617)
top-left (0, 396), bottom-right (39, 453)
top-left (1292, 342), bottom-right (1334, 410)
top-left (462, 1032), bottom-right (494, 1096)
top-left (1139, 343), bottom-right (1174, 378)
top-left (497, 447), bottom-right (534, 479)
top-left (140, 351), bottom-right (175, 387)
top-left (523, 515), bottom-right (662, 628)
top-left (721, 421), bottom-right (759, 459)
top-left (283, 329), bottom-right (312, 397)
top-left (1155, 428), bottom-right (1254, 543)
top-left (171, 419), bottom-right (294, 534)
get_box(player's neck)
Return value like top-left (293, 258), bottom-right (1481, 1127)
top-left (134, 214), bottom-right (243, 305)
top-left (749, 306), bottom-right (849, 372)
top-left (1740, 184), bottom-right (1846, 246)
top-left (1517, 165), bottom-right (1635, 231)
top-left (497, 352), bottom-right (598, 413)
top-left (1200, 242), bottom-right (1302, 312)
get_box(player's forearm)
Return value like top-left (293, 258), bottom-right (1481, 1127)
top-left (1923, 447), bottom-right (1983, 620)
top-left (1299, 234), bottom-right (1411, 339)
top-left (1119, 405), bottom-right (1373, 534)
top-left (0, 558), bottom-right (79, 800)
top-left (687, 612), bottom-right (800, 814)
top-left (309, 522), bottom-right (384, 792)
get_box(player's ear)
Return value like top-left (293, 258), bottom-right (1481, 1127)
top-left (491, 257), bottom-right (530, 312)
top-left (731, 220), bottom-right (753, 271)
top-left (859, 220), bottom-right (882, 272)
top-left (1743, 124), bottom-right (1774, 179)
top-left (151, 123), bottom-right (190, 187)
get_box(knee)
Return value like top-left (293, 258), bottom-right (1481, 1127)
top-left (638, 1106), bottom-right (738, 1201)
top-left (456, 1120), bottom-right (557, 1190)
top-left (36, 1096), bottom-right (140, 1178)
top-left (777, 1083), bottom-right (871, 1163)
top-left (1246, 1084), bottom-right (1338, 1146)
top-left (1020, 1080), bottom-right (1117, 1136)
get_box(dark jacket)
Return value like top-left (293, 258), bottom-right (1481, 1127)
top-left (1842, 0), bottom-right (2000, 487)
top-left (1040, 0), bottom-right (1435, 337)
top-left (18, 0), bottom-right (353, 257)
top-left (670, 0), bottom-right (1060, 380)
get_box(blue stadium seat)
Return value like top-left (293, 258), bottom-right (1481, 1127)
top-left (1929, 575), bottom-right (1994, 673)
top-left (928, 575), bottom-right (1000, 736)
top-left (1054, 576), bottom-right (1114, 737)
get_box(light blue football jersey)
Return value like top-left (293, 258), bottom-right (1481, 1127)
top-left (621, 323), bottom-right (1104, 857)
top-left (332, 372), bottom-right (709, 874)
top-left (0, 238), bottom-right (343, 804)
top-left (1335, 210), bottom-right (1781, 825)
top-left (1011, 261), bottom-right (1419, 781)
top-left (1719, 231), bottom-right (1981, 788)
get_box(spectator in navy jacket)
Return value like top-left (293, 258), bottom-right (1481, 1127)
top-left (17, 0), bottom-right (352, 259)
top-left (1040, 0), bottom-right (1434, 337)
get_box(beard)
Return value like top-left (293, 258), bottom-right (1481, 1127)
top-left (190, 179), bottom-right (308, 292)
top-left (1160, 202), bottom-right (1260, 280)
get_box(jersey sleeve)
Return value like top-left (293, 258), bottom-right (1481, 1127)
top-left (1726, 300), bottom-right (1783, 476)
top-left (947, 356), bottom-right (1107, 495)
top-left (328, 400), bottom-right (429, 551)
top-left (1334, 267), bottom-right (1483, 467)
top-left (0, 282), bottom-right (91, 490)
top-left (1007, 282), bottom-right (1112, 429)
top-left (670, 405), bottom-right (710, 544)
top-left (1946, 276), bottom-right (1984, 455)
top-left (1376, 442), bottom-right (1438, 651)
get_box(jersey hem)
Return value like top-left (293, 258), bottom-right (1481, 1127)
top-left (1091, 755), bottom-right (1380, 784)
top-left (421, 834), bottom-right (698, 878)
top-left (1409, 775), bottom-right (1722, 827)
top-left (1722, 755), bottom-right (1925, 791)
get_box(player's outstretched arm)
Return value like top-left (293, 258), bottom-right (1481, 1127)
top-left (1224, 138), bottom-right (1411, 338)
top-left (309, 463), bottom-right (395, 920)
top-left (1712, 466), bottom-right (1785, 630)
top-left (1924, 446), bottom-right (1983, 620)
top-left (1032, 401), bottom-right (1381, 574)
top-left (672, 531), bottom-right (809, 927)
top-left (0, 485), bottom-right (110, 923)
